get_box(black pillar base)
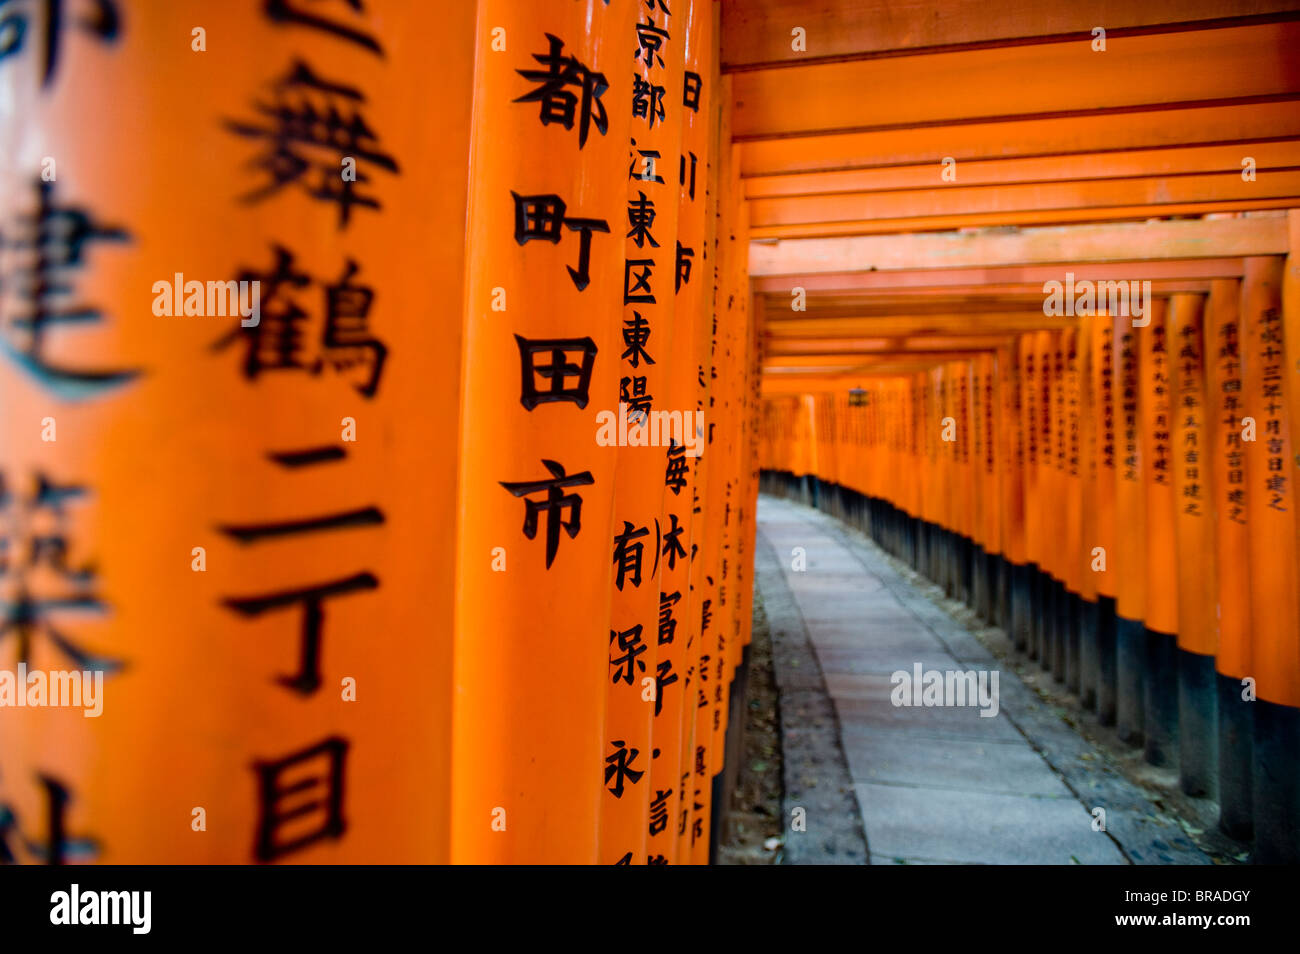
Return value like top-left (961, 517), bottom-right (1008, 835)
top-left (1078, 597), bottom-right (1099, 710)
top-left (1177, 649), bottom-right (1217, 798)
top-left (1064, 590), bottom-right (1081, 693)
top-left (1009, 562), bottom-right (1030, 652)
top-left (1143, 628), bottom-right (1179, 768)
top-left (943, 530), bottom-right (957, 599)
top-left (1115, 614), bottom-right (1145, 746)
top-left (1216, 672), bottom-right (1253, 841)
top-left (1096, 596), bottom-right (1118, 726)
top-left (1042, 575), bottom-right (1058, 675)
top-left (971, 545), bottom-right (988, 620)
top-left (916, 522), bottom-right (929, 579)
top-left (1251, 700), bottom-right (1300, 864)
top-left (957, 536), bottom-right (971, 606)
top-left (1050, 580), bottom-right (1067, 683)
top-left (1028, 565), bottom-right (1044, 662)
top-left (994, 555), bottom-right (1009, 629)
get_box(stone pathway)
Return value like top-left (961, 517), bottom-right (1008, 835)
top-left (755, 494), bottom-right (1211, 865)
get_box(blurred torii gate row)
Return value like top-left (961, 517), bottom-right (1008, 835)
top-left (744, 0), bottom-right (1300, 864)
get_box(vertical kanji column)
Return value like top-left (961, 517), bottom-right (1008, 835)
top-left (453, 0), bottom-right (637, 864)
top-left (690, 94), bottom-right (746, 863)
top-left (1114, 316), bottom-right (1148, 746)
top-left (1075, 320), bottom-right (1102, 706)
top-left (1141, 298), bottom-right (1180, 767)
top-left (1280, 212), bottom-right (1300, 854)
top-left (600, 0), bottom-right (686, 867)
top-left (1035, 331), bottom-right (1055, 666)
top-left (973, 354), bottom-right (999, 623)
top-left (711, 174), bottom-right (759, 864)
top-left (999, 345), bottom-right (1029, 651)
top-left (678, 48), bottom-right (726, 862)
top-left (1046, 331), bottom-right (1068, 681)
top-left (1088, 313), bottom-right (1120, 725)
top-left (921, 370), bottom-right (938, 582)
top-left (936, 364), bottom-right (953, 595)
top-left (1019, 335), bottom-right (1043, 661)
top-left (1062, 327), bottom-right (1085, 693)
top-left (648, 0), bottom-right (715, 867)
top-left (954, 359), bottom-right (974, 607)
top-left (1206, 276), bottom-right (1254, 840)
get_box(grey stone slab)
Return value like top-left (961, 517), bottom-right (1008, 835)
top-left (840, 733), bottom-right (1074, 797)
top-left (853, 783), bottom-right (1128, 865)
top-left (828, 678), bottom-right (1025, 742)
top-left (784, 575), bottom-right (889, 595)
top-left (869, 853), bottom-right (984, 865)
top-left (802, 618), bottom-right (939, 640)
top-left (813, 647), bottom-right (971, 676)
top-left (805, 631), bottom-right (947, 656)
top-left (792, 606), bottom-right (898, 626)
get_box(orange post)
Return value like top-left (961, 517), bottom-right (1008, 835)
top-left (600, 0), bottom-right (687, 866)
top-left (999, 345), bottom-right (1029, 650)
top-left (1140, 298), bottom-right (1180, 766)
top-left (1168, 292), bottom-right (1220, 795)
top-left (692, 122), bottom-right (749, 865)
top-left (1114, 314), bottom-right (1148, 746)
top-left (1087, 313), bottom-right (1120, 722)
top-left (1019, 334), bottom-right (1043, 660)
top-left (1046, 330), bottom-right (1068, 680)
top-left (679, 55), bottom-right (728, 864)
top-left (1206, 277), bottom-right (1254, 838)
top-left (1240, 256), bottom-right (1300, 864)
top-left (1062, 327), bottom-right (1085, 691)
top-left (648, 0), bottom-right (714, 866)
top-left (0, 2), bottom-right (473, 863)
top-left (452, 0), bottom-right (637, 864)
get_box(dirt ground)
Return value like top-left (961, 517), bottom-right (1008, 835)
top-left (717, 595), bottom-right (784, 864)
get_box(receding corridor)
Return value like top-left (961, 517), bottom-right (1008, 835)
top-left (755, 495), bottom-right (1212, 865)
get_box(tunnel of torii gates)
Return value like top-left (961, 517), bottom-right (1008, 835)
top-left (0, 0), bottom-right (1298, 867)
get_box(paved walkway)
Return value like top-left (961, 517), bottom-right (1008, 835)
top-left (755, 494), bottom-right (1210, 865)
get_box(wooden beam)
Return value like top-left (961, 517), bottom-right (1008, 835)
top-left (762, 373), bottom-right (916, 395)
top-left (721, 0), bottom-right (1300, 70)
top-left (786, 283), bottom-right (1217, 303)
top-left (764, 316), bottom-right (1075, 337)
top-left (760, 284), bottom-right (1215, 314)
top-left (763, 351), bottom-right (1000, 367)
top-left (744, 142), bottom-right (1300, 196)
top-left (748, 199), bottom-right (1300, 239)
top-left (749, 216), bottom-right (1290, 275)
top-left (751, 258), bottom-right (1247, 292)
top-left (730, 23), bottom-right (1300, 139)
top-left (765, 335), bottom-right (1016, 355)
top-left (738, 101), bottom-right (1300, 176)
top-left (770, 300), bottom-right (1050, 317)
top-left (748, 171), bottom-right (1300, 228)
